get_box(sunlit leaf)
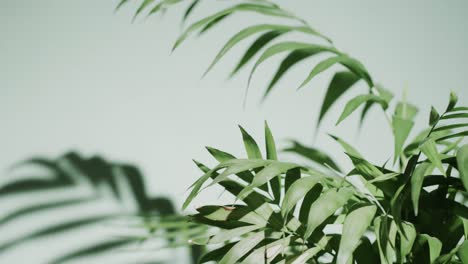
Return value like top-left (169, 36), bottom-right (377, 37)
top-left (281, 175), bottom-right (323, 217)
top-left (219, 231), bottom-right (264, 264)
top-left (336, 205), bottom-right (377, 264)
top-left (411, 163), bottom-right (434, 216)
top-left (304, 187), bottom-right (354, 239)
top-left (456, 144), bottom-right (468, 191)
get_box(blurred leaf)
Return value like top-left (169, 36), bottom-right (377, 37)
top-left (204, 24), bottom-right (318, 76)
top-left (283, 141), bottom-right (341, 172)
top-left (420, 138), bottom-right (445, 175)
top-left (318, 71), bottom-right (360, 126)
top-left (336, 94), bottom-right (388, 125)
top-left (393, 116), bottom-right (414, 162)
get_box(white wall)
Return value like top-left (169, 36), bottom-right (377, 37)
top-left (1, 0), bottom-right (468, 263)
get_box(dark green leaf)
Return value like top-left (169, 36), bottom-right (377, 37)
top-left (318, 71), bottom-right (360, 126)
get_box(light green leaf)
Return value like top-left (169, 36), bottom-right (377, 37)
top-left (242, 236), bottom-right (291, 263)
top-left (457, 144), bottom-right (468, 191)
top-left (336, 94), bottom-right (388, 125)
top-left (209, 159), bottom-right (270, 186)
top-left (264, 50), bottom-right (317, 100)
top-left (399, 222), bottom-right (417, 260)
top-left (238, 162), bottom-right (299, 199)
top-left (281, 175), bottom-right (323, 217)
top-left (219, 231), bottom-right (265, 264)
top-left (204, 24), bottom-right (317, 76)
top-left (411, 163), bottom-right (434, 216)
top-left (329, 134), bottom-right (363, 158)
top-left (393, 116), bottom-right (414, 162)
top-left (336, 205), bottom-right (377, 264)
top-left (459, 239), bottom-right (468, 263)
top-left (305, 188), bottom-right (354, 239)
top-left (395, 102), bottom-right (418, 120)
top-left (283, 141), bottom-right (341, 172)
top-left (375, 84), bottom-right (394, 103)
top-left (193, 225), bottom-right (261, 245)
top-left (288, 246), bottom-right (322, 264)
top-left (298, 55), bottom-right (349, 89)
top-left (420, 138), bottom-right (445, 175)
top-left (239, 126), bottom-right (262, 159)
top-left (248, 42), bottom-right (338, 86)
top-left (417, 234), bottom-right (442, 263)
top-left (264, 121), bottom-right (277, 160)
top-left (446, 91), bottom-right (458, 112)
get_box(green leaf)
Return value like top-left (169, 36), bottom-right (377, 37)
top-left (399, 222), bottom-right (417, 260)
top-left (230, 31), bottom-right (283, 77)
top-left (204, 24), bottom-right (318, 76)
top-left (416, 234), bottom-right (442, 263)
top-left (440, 113), bottom-right (468, 120)
top-left (263, 50), bottom-right (317, 100)
top-left (193, 225), bottom-right (261, 245)
top-left (318, 71), bottom-right (361, 126)
top-left (173, 3), bottom-right (294, 50)
top-left (336, 94), bottom-right (388, 125)
top-left (182, 0), bottom-right (201, 22)
top-left (248, 42), bottom-right (338, 86)
top-left (420, 138), bottom-right (445, 175)
top-left (239, 126), bottom-right (263, 159)
top-left (132, 0), bottom-right (156, 21)
top-left (375, 84), bottom-right (394, 103)
top-left (304, 187), bottom-right (354, 239)
top-left (436, 130), bottom-right (468, 142)
top-left (300, 55), bottom-right (372, 89)
top-left (374, 216), bottom-right (393, 264)
top-left (264, 121), bottom-right (277, 161)
top-left (206, 147), bottom-right (236, 162)
top-left (288, 246), bottom-right (323, 264)
top-left (429, 106), bottom-right (440, 126)
top-left (281, 175), bottom-right (323, 217)
top-left (458, 240), bottom-right (468, 263)
top-left (298, 55), bottom-right (349, 89)
top-left (456, 144), bottom-right (468, 191)
top-left (242, 236), bottom-right (291, 263)
top-left (264, 121), bottom-right (280, 203)
top-left (283, 141), bottom-right (341, 172)
top-left (433, 123), bottom-right (468, 132)
top-left (395, 102), bottom-right (418, 121)
top-left (411, 163), bottom-right (434, 216)
top-left (392, 116), bottom-right (414, 162)
top-left (209, 159), bottom-right (270, 187)
top-left (219, 231), bottom-right (265, 264)
top-left (446, 91), bottom-right (458, 112)
top-left (329, 134), bottom-right (363, 158)
top-left (336, 205), bottom-right (377, 264)
top-left (237, 161), bottom-right (299, 199)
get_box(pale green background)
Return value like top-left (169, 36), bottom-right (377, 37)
top-left (1, 0), bottom-right (468, 263)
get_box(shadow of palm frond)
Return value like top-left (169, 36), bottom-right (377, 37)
top-left (0, 152), bottom-right (203, 264)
